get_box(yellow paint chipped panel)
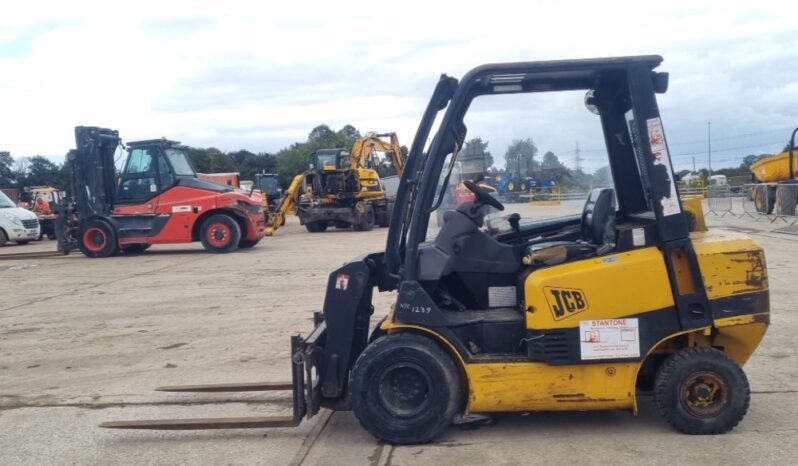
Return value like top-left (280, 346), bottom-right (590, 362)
top-left (693, 232), bottom-right (768, 298)
top-left (466, 361), bottom-right (636, 412)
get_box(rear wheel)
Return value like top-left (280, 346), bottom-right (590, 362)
top-left (238, 238), bottom-right (261, 248)
top-left (349, 333), bottom-right (462, 444)
top-left (654, 347), bottom-right (750, 435)
top-left (776, 184), bottom-right (797, 215)
top-left (305, 221), bottom-right (328, 233)
top-left (79, 219), bottom-right (118, 258)
top-left (753, 185), bottom-right (772, 214)
top-left (354, 206), bottom-right (375, 232)
top-left (200, 214), bottom-right (241, 253)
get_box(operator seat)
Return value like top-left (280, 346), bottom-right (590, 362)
top-left (524, 188), bottom-right (616, 266)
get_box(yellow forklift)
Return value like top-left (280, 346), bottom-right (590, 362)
top-left (103, 56), bottom-right (769, 444)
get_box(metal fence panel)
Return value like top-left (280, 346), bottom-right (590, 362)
top-left (706, 185), bottom-right (733, 216)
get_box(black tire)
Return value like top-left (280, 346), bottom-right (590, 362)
top-left (16, 240), bottom-right (30, 245)
top-left (121, 244), bottom-right (150, 254)
top-left (78, 219), bottom-right (118, 258)
top-left (776, 185), bottom-right (797, 215)
top-left (349, 333), bottom-right (462, 444)
top-left (654, 347), bottom-right (750, 435)
top-left (47, 233), bottom-right (57, 240)
top-left (754, 185), bottom-right (772, 214)
top-left (0, 229), bottom-right (7, 247)
top-left (305, 221), bottom-right (328, 233)
top-left (354, 206), bottom-right (375, 232)
top-left (200, 214), bottom-right (241, 253)
top-left (238, 238), bottom-right (261, 248)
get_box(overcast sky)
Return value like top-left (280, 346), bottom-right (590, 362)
top-left (1, 0), bottom-right (797, 172)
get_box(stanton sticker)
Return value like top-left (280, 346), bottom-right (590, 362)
top-left (545, 287), bottom-right (589, 320)
top-left (579, 318), bottom-right (640, 360)
top-left (335, 273), bottom-right (350, 290)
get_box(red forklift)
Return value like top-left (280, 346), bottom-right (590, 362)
top-left (57, 126), bottom-right (265, 258)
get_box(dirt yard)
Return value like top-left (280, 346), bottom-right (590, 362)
top-left (1, 207), bottom-right (796, 465)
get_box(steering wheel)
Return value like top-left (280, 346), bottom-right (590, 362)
top-left (463, 180), bottom-right (504, 211)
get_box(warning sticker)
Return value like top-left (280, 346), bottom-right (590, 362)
top-left (488, 286), bottom-right (516, 308)
top-left (579, 318), bottom-right (640, 360)
top-left (632, 228), bottom-right (645, 246)
top-left (172, 205), bottom-right (192, 213)
top-left (646, 117), bottom-right (681, 217)
top-left (335, 273), bottom-right (350, 290)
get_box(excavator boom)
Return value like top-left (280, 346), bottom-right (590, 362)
top-left (265, 174), bottom-right (303, 235)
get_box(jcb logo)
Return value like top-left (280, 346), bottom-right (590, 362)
top-left (545, 287), bottom-right (589, 320)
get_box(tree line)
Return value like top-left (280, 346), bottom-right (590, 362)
top-left (0, 130), bottom-right (780, 194)
top-left (459, 137), bottom-right (611, 192)
top-left (0, 124), bottom-right (377, 193)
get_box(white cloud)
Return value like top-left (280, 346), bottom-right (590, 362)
top-left (0, 0), bottom-right (796, 171)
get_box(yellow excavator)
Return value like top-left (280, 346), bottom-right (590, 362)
top-left (266, 132), bottom-right (405, 234)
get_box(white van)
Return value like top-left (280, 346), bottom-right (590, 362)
top-left (0, 190), bottom-right (40, 246)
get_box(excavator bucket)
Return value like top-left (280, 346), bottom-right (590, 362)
top-left (101, 326), bottom-right (328, 430)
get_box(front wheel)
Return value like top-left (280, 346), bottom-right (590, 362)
top-left (200, 214), bottom-right (241, 253)
top-left (349, 333), bottom-right (462, 444)
top-left (238, 238), bottom-right (261, 248)
top-left (654, 347), bottom-right (750, 435)
top-left (79, 219), bottom-right (118, 258)
top-left (354, 205), bottom-right (375, 231)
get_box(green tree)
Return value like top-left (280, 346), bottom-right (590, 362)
top-left (335, 125), bottom-right (361, 148)
top-left (504, 138), bottom-right (538, 176)
top-left (276, 142), bottom-right (311, 186)
top-left (0, 151), bottom-right (14, 185)
top-left (23, 156), bottom-right (62, 188)
top-left (541, 151), bottom-right (563, 169)
top-left (275, 124), bottom-right (363, 186)
top-left (186, 147), bottom-right (212, 173)
top-left (308, 124), bottom-right (337, 146)
top-left (460, 137), bottom-right (493, 178)
top-left (593, 166), bottom-right (613, 187)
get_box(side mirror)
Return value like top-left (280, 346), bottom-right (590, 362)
top-left (652, 72), bottom-right (669, 94)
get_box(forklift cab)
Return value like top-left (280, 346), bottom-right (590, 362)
top-left (389, 56), bottom-right (698, 321)
top-left (117, 140), bottom-right (196, 204)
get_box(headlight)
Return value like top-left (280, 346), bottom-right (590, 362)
top-left (2, 211), bottom-right (22, 225)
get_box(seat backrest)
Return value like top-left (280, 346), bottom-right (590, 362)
top-left (581, 188), bottom-right (616, 245)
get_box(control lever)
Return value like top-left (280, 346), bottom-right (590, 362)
top-left (508, 213), bottom-right (522, 242)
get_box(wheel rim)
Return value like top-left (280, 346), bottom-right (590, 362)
top-left (680, 370), bottom-right (729, 418)
top-left (83, 227), bottom-right (107, 252)
top-left (207, 222), bottom-right (231, 247)
top-left (377, 362), bottom-right (432, 418)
